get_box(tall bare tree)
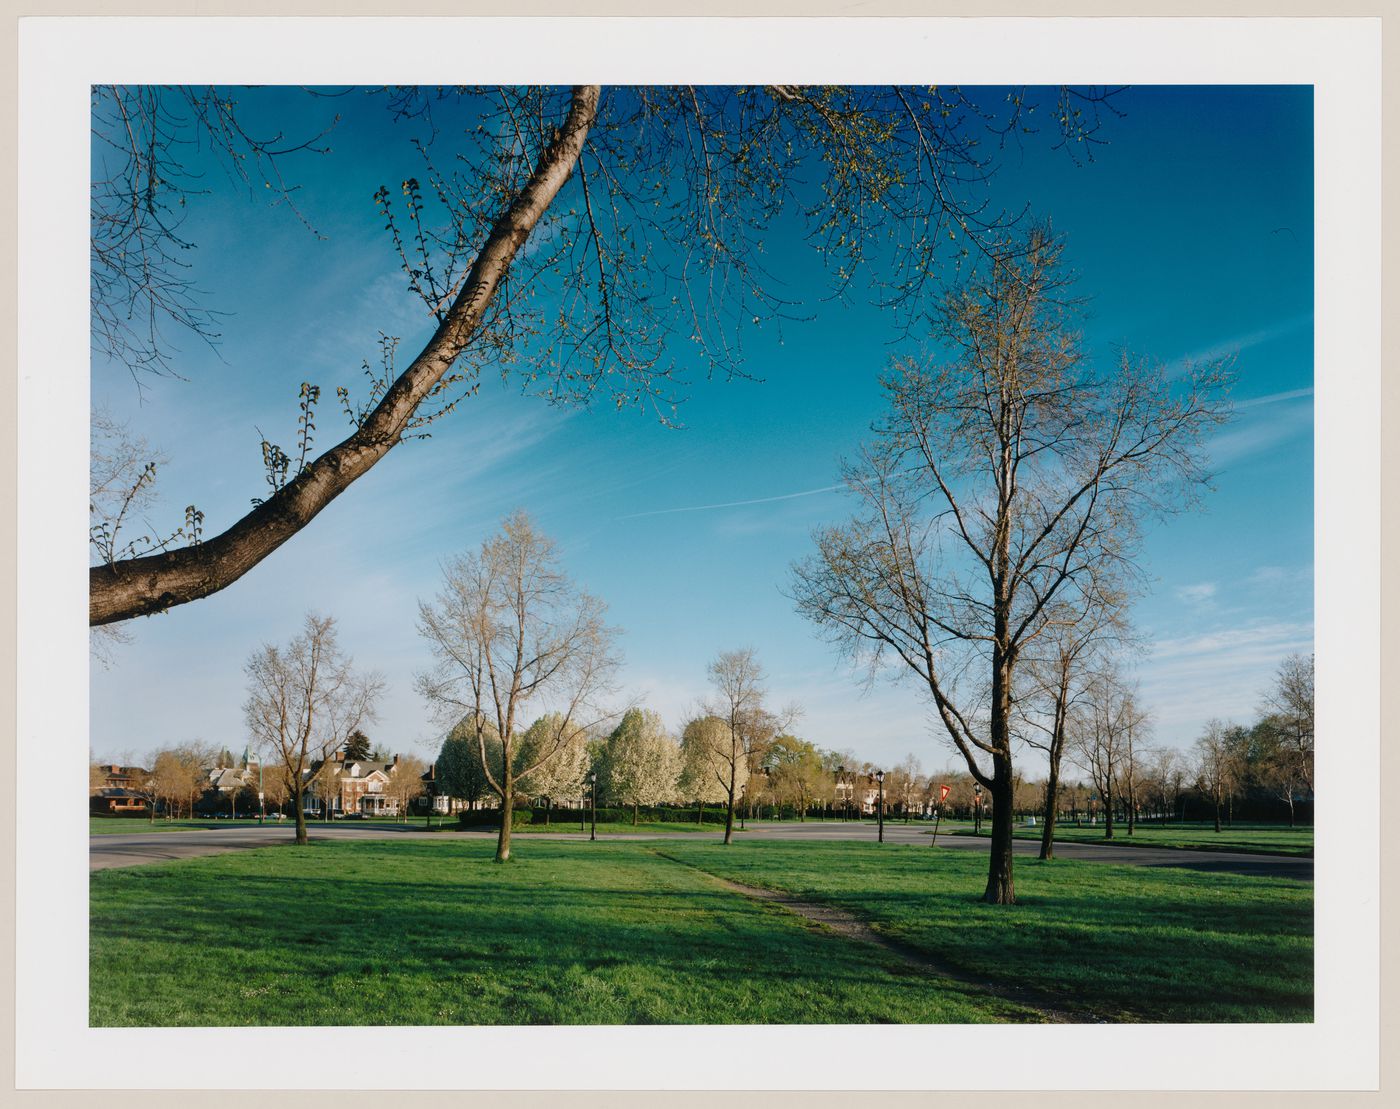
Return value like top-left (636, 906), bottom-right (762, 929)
top-left (416, 511), bottom-right (620, 862)
top-left (244, 612), bottom-right (383, 845)
top-left (1263, 652), bottom-right (1315, 798)
top-left (791, 227), bottom-right (1228, 903)
top-left (1193, 718), bottom-right (1235, 834)
top-left (700, 648), bottom-right (791, 845)
top-left (1141, 745), bottom-right (1183, 828)
top-left (1016, 585), bottom-right (1129, 858)
top-left (1070, 667), bottom-right (1148, 840)
top-left (386, 755), bottom-right (428, 822)
top-left (90, 85), bottom-right (1120, 629)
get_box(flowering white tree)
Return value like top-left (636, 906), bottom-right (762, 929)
top-left (598, 709), bottom-right (680, 826)
top-left (518, 712), bottom-right (593, 825)
top-left (678, 715), bottom-right (742, 825)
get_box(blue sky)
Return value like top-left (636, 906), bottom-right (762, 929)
top-left (90, 85), bottom-right (1314, 775)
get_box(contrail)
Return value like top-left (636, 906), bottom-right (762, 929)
top-left (1235, 386), bottom-right (1314, 410)
top-left (617, 483), bottom-right (845, 521)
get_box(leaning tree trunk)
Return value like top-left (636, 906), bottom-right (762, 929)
top-left (89, 86), bottom-right (603, 627)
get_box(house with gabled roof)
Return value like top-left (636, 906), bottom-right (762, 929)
top-left (312, 750), bottom-right (405, 816)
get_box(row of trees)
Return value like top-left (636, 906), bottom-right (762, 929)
top-left (1193, 653), bottom-right (1315, 829)
top-left (425, 618), bottom-right (794, 859)
top-left (90, 742), bottom-right (227, 821)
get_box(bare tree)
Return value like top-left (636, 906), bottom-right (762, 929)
top-left (147, 748), bottom-right (196, 821)
top-left (387, 755), bottom-right (428, 822)
top-left (90, 85), bottom-right (1121, 629)
top-left (1016, 586), bottom-right (1128, 858)
top-left (90, 85), bottom-right (337, 379)
top-left (791, 227), bottom-right (1228, 903)
top-left (1263, 653), bottom-right (1315, 798)
top-left (700, 648), bottom-right (792, 845)
top-left (1141, 745), bottom-right (1182, 827)
top-left (1070, 668), bottom-right (1149, 840)
top-left (1194, 718), bottom-right (1235, 834)
top-left (416, 511), bottom-right (621, 862)
top-left (244, 612), bottom-right (383, 845)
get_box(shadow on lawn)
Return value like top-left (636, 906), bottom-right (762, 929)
top-left (661, 845), bottom-right (1314, 1022)
top-left (91, 841), bottom-right (1043, 1026)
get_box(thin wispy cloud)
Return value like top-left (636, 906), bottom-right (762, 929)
top-left (1208, 398), bottom-right (1313, 465)
top-left (1174, 582), bottom-right (1217, 604)
top-left (1139, 620), bottom-right (1314, 741)
top-left (1248, 564), bottom-right (1313, 589)
top-left (617, 484), bottom-right (843, 521)
top-left (1235, 387), bottom-right (1314, 410)
top-left (1166, 313), bottom-right (1312, 376)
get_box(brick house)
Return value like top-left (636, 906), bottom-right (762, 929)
top-left (90, 765), bottom-right (149, 815)
top-left (312, 752), bottom-right (405, 816)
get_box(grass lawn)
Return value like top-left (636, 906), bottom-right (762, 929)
top-left (91, 818), bottom-right (231, 834)
top-left (512, 820), bottom-right (723, 835)
top-left (951, 822), bottom-right (1313, 857)
top-left (89, 840), bottom-right (1040, 1026)
top-left (89, 839), bottom-right (1311, 1026)
top-left (660, 841), bottom-right (1313, 1023)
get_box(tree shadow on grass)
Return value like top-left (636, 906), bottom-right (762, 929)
top-left (89, 841), bottom-right (1043, 1027)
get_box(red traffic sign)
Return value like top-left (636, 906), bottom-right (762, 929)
top-left (939, 784), bottom-right (951, 802)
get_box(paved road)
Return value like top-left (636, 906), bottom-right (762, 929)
top-left (90, 819), bottom-right (1312, 880)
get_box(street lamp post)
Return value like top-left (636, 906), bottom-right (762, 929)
top-left (588, 773), bottom-right (597, 841)
top-left (974, 782), bottom-right (982, 836)
top-left (875, 770), bottom-right (885, 843)
top-left (837, 766), bottom-right (847, 820)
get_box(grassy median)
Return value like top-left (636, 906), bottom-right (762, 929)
top-left (89, 839), bottom-right (1311, 1026)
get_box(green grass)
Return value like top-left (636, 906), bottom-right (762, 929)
top-left (90, 839), bottom-right (1312, 1026)
top-left (512, 820), bottom-right (723, 835)
top-left (90, 818), bottom-right (234, 834)
top-left (953, 822), bottom-right (1314, 857)
top-left (89, 840), bottom-right (1042, 1027)
top-left (659, 841), bottom-right (1313, 1023)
